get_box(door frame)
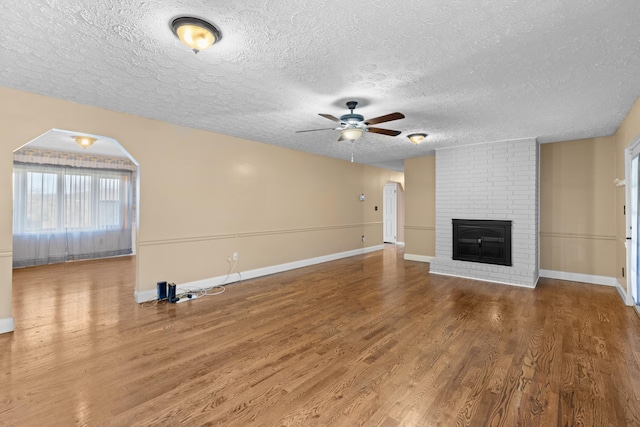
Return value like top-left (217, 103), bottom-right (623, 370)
top-left (383, 182), bottom-right (397, 244)
top-left (623, 135), bottom-right (640, 307)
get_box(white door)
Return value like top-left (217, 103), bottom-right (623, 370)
top-left (626, 145), bottom-right (640, 307)
top-left (383, 183), bottom-right (397, 243)
top-left (626, 137), bottom-right (640, 308)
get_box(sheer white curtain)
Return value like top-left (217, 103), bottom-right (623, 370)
top-left (13, 163), bottom-right (133, 268)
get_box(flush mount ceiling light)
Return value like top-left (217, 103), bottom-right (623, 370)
top-left (407, 133), bottom-right (428, 144)
top-left (171, 16), bottom-right (221, 54)
top-left (72, 135), bottom-right (97, 149)
top-left (341, 128), bottom-right (363, 141)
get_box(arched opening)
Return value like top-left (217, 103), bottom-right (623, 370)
top-left (11, 129), bottom-right (139, 310)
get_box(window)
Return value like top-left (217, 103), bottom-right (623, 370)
top-left (13, 163), bottom-right (133, 267)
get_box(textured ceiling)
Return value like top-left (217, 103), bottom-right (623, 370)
top-left (2, 1), bottom-right (640, 171)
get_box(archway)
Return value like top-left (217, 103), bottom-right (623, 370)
top-left (11, 129), bottom-right (139, 321)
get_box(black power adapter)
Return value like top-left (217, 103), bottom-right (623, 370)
top-left (168, 283), bottom-right (179, 303)
top-left (157, 281), bottom-right (167, 301)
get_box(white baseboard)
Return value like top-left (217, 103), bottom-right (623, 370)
top-left (396, 241), bottom-right (406, 247)
top-left (613, 278), bottom-right (635, 306)
top-left (0, 317), bottom-right (15, 334)
top-left (615, 280), bottom-right (632, 305)
top-left (135, 290), bottom-right (156, 304)
top-left (363, 244), bottom-right (385, 254)
top-left (429, 270), bottom-right (537, 289)
top-left (135, 245), bottom-right (385, 303)
top-left (404, 254), bottom-right (434, 263)
top-left (539, 269), bottom-right (618, 287)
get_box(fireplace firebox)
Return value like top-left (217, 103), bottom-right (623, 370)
top-left (452, 219), bottom-right (512, 266)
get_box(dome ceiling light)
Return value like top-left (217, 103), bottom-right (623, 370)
top-left (171, 16), bottom-right (221, 54)
top-left (341, 128), bottom-right (364, 141)
top-left (407, 133), bottom-right (428, 144)
top-left (72, 135), bottom-right (97, 149)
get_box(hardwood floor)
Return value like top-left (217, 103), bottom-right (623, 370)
top-left (2, 246), bottom-right (640, 426)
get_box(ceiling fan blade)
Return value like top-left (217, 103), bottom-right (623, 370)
top-left (367, 127), bottom-right (402, 137)
top-left (295, 127), bottom-right (336, 133)
top-left (319, 113), bottom-right (341, 122)
top-left (365, 112), bottom-right (405, 125)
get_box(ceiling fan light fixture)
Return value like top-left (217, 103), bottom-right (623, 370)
top-left (171, 16), bottom-right (221, 54)
top-left (341, 128), bottom-right (363, 141)
top-left (407, 133), bottom-right (428, 144)
top-left (72, 135), bottom-right (97, 149)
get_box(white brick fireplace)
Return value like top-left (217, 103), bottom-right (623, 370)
top-left (429, 138), bottom-right (539, 287)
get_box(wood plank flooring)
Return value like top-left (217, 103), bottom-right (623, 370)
top-left (2, 246), bottom-right (640, 426)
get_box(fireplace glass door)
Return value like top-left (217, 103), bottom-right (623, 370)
top-left (452, 219), bottom-right (512, 266)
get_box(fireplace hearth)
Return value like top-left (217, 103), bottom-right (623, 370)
top-left (452, 219), bottom-right (512, 266)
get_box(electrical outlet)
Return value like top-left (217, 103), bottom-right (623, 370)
top-left (361, 235), bottom-right (365, 242)
top-left (233, 252), bottom-right (238, 261)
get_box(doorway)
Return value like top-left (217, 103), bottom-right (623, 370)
top-left (12, 129), bottom-right (139, 268)
top-left (383, 183), bottom-right (397, 244)
top-left (625, 136), bottom-right (640, 310)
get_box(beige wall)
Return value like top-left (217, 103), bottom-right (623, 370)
top-left (539, 137), bottom-right (617, 276)
top-left (378, 97), bottom-right (640, 282)
top-left (403, 155), bottom-right (436, 258)
top-left (404, 138), bottom-right (622, 276)
top-left (0, 87), bottom-right (403, 324)
top-left (614, 96), bottom-right (640, 289)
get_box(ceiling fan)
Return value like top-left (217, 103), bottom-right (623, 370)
top-left (296, 101), bottom-right (405, 141)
